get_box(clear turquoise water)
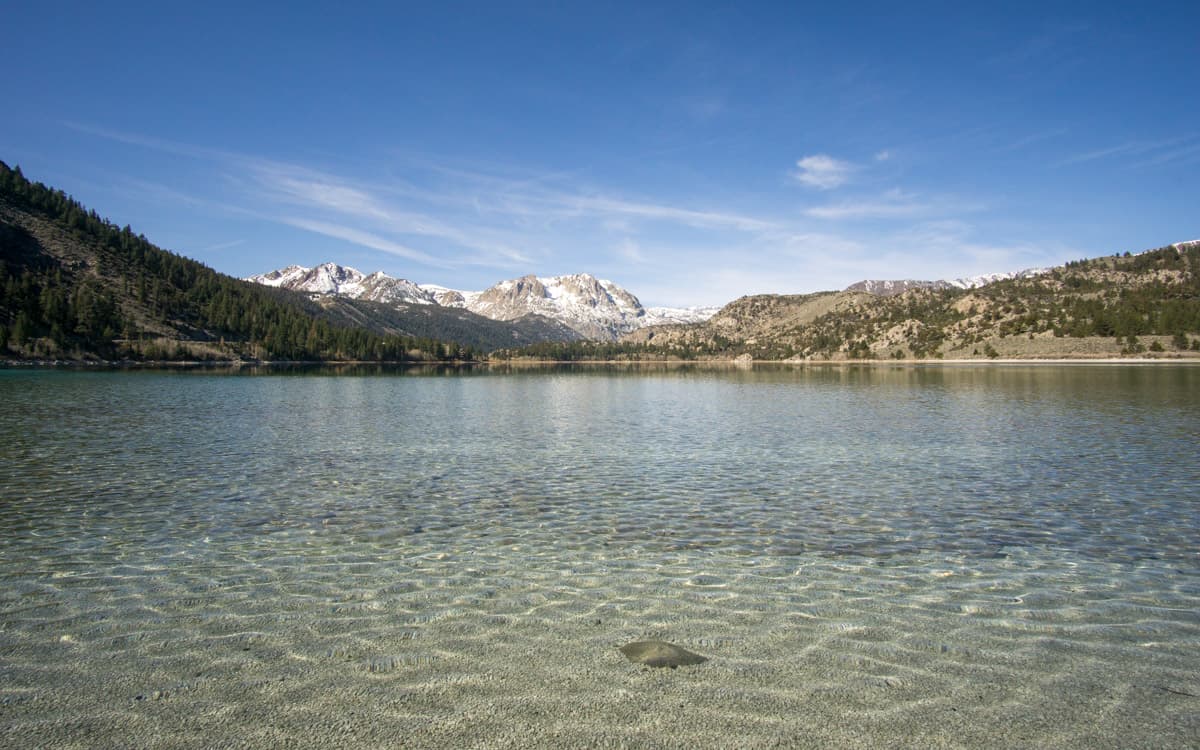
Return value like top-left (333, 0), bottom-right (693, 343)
top-left (1, 364), bottom-right (1198, 748)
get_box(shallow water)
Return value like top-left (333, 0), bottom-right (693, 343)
top-left (1, 364), bottom-right (1198, 748)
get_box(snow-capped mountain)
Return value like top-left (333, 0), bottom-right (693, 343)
top-left (466, 273), bottom-right (645, 340)
top-left (845, 268), bottom-right (1051, 297)
top-left (249, 263), bottom-right (436, 305)
top-left (246, 264), bottom-right (718, 341)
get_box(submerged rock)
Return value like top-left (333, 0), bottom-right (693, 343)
top-left (618, 640), bottom-right (707, 669)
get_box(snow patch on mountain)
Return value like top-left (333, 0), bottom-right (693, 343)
top-left (846, 268), bottom-right (1051, 297)
top-left (643, 306), bottom-right (721, 326)
top-left (945, 268), bottom-right (1052, 289)
top-left (417, 284), bottom-right (480, 308)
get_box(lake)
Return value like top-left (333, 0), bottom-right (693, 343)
top-left (1, 364), bottom-right (1197, 748)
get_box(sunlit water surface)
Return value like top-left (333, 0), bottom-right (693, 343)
top-left (1, 365), bottom-right (1198, 748)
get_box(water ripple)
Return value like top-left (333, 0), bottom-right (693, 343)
top-left (1, 366), bottom-right (1198, 747)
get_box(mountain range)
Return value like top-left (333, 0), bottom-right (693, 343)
top-left (247, 263), bottom-right (719, 341)
top-left (3, 160), bottom-right (1198, 363)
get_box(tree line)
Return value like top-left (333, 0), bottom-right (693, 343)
top-left (0, 161), bottom-right (480, 362)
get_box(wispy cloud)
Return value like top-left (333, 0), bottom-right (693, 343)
top-left (804, 189), bottom-right (977, 221)
top-left (201, 238), bottom-right (247, 252)
top-left (240, 161), bottom-right (537, 265)
top-left (1003, 127), bottom-right (1069, 151)
top-left (1057, 141), bottom-right (1156, 166)
top-left (378, 154), bottom-right (778, 233)
top-left (615, 238), bottom-right (647, 264)
top-left (74, 124), bottom-right (777, 269)
top-left (255, 164), bottom-right (779, 273)
top-left (1132, 141), bottom-right (1200, 168)
top-left (279, 217), bottom-right (448, 266)
top-left (792, 154), bottom-right (854, 190)
top-left (677, 92), bottom-right (727, 121)
top-left (66, 125), bottom-right (528, 267)
top-left (557, 193), bottom-right (775, 231)
top-left (1056, 135), bottom-right (1198, 167)
top-left (62, 121), bottom-right (233, 161)
top-left (66, 123), bottom-right (1074, 305)
top-left (261, 173), bottom-right (391, 221)
top-left (985, 22), bottom-right (1090, 77)
top-left (886, 220), bottom-right (1069, 277)
top-left (804, 190), bottom-right (931, 220)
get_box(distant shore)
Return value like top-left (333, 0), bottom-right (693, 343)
top-left (5, 357), bottom-right (1200, 368)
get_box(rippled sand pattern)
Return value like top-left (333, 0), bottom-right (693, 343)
top-left (1, 365), bottom-right (1198, 748)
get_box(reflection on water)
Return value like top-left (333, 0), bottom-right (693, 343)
top-left (0, 365), bottom-right (1197, 747)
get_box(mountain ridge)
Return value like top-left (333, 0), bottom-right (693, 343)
top-left (248, 263), bottom-right (718, 341)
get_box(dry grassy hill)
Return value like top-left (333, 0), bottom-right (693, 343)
top-left (617, 241), bottom-right (1200, 361)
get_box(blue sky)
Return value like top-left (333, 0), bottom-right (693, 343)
top-left (4, 2), bottom-right (1198, 306)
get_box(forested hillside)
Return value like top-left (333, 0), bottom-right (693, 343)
top-left (315, 295), bottom-right (583, 352)
top-left (0, 161), bottom-right (478, 362)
